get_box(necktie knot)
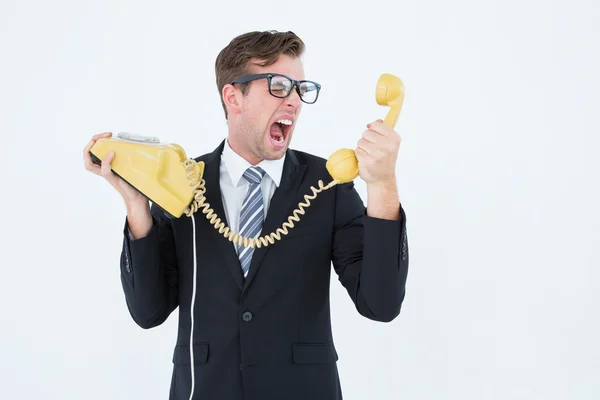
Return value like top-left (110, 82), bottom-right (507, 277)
top-left (243, 166), bottom-right (265, 185)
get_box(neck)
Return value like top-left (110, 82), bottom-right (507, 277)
top-left (226, 136), bottom-right (262, 166)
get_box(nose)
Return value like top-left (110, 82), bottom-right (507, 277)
top-left (285, 86), bottom-right (302, 109)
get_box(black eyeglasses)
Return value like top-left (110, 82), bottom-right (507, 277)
top-left (230, 73), bottom-right (321, 104)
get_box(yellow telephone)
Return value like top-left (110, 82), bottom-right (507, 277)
top-left (90, 73), bottom-right (405, 248)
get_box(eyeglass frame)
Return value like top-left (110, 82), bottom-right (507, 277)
top-left (229, 73), bottom-right (321, 104)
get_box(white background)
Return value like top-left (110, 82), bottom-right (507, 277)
top-left (1, 0), bottom-right (599, 399)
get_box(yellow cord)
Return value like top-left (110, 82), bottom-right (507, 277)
top-left (182, 158), bottom-right (339, 249)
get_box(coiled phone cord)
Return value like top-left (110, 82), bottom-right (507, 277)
top-left (182, 158), bottom-right (341, 247)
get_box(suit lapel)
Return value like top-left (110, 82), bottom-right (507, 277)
top-left (242, 150), bottom-right (307, 293)
top-left (200, 141), bottom-right (245, 290)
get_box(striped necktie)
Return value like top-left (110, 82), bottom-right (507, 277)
top-left (236, 166), bottom-right (266, 278)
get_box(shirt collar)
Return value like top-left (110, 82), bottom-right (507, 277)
top-left (221, 138), bottom-right (286, 187)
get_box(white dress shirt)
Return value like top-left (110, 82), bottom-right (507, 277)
top-left (219, 139), bottom-right (286, 234)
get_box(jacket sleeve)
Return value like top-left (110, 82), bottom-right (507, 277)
top-left (120, 203), bottom-right (179, 329)
top-left (331, 181), bottom-right (409, 323)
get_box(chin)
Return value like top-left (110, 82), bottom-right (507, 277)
top-left (260, 147), bottom-right (287, 161)
top-left (261, 130), bottom-right (291, 159)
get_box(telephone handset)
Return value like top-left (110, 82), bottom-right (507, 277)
top-left (90, 73), bottom-right (405, 249)
top-left (325, 73), bottom-right (405, 183)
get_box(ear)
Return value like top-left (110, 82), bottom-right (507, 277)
top-left (222, 84), bottom-right (243, 116)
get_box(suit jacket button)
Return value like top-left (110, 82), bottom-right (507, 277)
top-left (242, 311), bottom-right (253, 322)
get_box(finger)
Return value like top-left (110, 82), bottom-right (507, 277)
top-left (361, 130), bottom-right (397, 154)
top-left (83, 141), bottom-right (102, 173)
top-left (83, 140), bottom-right (94, 162)
top-left (355, 146), bottom-right (369, 158)
top-left (83, 138), bottom-right (95, 153)
top-left (357, 138), bottom-right (377, 155)
top-left (358, 138), bottom-right (389, 159)
top-left (366, 119), bottom-right (383, 129)
top-left (361, 129), bottom-right (379, 144)
top-left (83, 137), bottom-right (99, 160)
top-left (367, 123), bottom-right (392, 138)
top-left (85, 160), bottom-right (101, 172)
top-left (100, 152), bottom-right (115, 178)
top-left (84, 164), bottom-right (102, 176)
top-left (83, 132), bottom-right (111, 162)
top-left (92, 132), bottom-right (112, 140)
top-left (85, 132), bottom-right (113, 171)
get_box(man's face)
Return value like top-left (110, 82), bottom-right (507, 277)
top-left (227, 54), bottom-right (306, 164)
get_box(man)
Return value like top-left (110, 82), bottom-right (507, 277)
top-left (83, 30), bottom-right (409, 400)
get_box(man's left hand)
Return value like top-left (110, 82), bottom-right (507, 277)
top-left (355, 119), bottom-right (401, 186)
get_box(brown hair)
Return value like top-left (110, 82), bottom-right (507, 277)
top-left (215, 30), bottom-right (305, 119)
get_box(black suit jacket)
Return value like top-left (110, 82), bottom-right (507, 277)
top-left (119, 140), bottom-right (409, 400)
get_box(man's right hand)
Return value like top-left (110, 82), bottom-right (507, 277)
top-left (83, 132), bottom-right (153, 239)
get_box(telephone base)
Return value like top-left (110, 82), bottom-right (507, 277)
top-left (89, 152), bottom-right (179, 219)
top-left (89, 135), bottom-right (204, 219)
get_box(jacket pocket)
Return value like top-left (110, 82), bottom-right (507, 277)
top-left (292, 342), bottom-right (339, 364)
top-left (172, 343), bottom-right (209, 365)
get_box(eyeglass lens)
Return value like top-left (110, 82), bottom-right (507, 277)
top-left (270, 75), bottom-right (318, 103)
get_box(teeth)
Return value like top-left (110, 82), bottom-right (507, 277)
top-left (276, 119), bottom-right (293, 126)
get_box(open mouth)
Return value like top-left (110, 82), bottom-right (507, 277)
top-left (269, 118), bottom-right (293, 144)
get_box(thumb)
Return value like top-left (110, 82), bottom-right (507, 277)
top-left (366, 119), bottom-right (384, 128)
top-left (100, 152), bottom-right (115, 178)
